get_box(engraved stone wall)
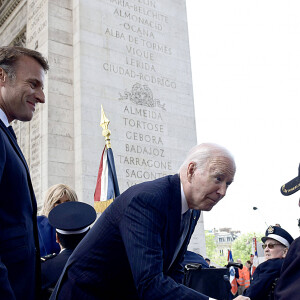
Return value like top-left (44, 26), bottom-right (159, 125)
top-left (72, 0), bottom-right (204, 255)
top-left (0, 1), bottom-right (29, 175)
top-left (74, 0), bottom-right (196, 198)
top-left (46, 0), bottom-right (74, 192)
top-left (26, 0), bottom-right (48, 207)
top-left (0, 0), bottom-right (205, 254)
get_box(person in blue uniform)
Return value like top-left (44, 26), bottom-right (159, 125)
top-left (275, 164), bottom-right (300, 299)
top-left (38, 184), bottom-right (79, 257)
top-left (41, 201), bottom-right (96, 299)
top-left (244, 225), bottom-right (294, 300)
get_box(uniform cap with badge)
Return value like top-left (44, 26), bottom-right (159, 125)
top-left (261, 225), bottom-right (294, 248)
top-left (280, 163), bottom-right (300, 196)
top-left (41, 202), bottom-right (96, 297)
top-left (48, 201), bottom-right (97, 235)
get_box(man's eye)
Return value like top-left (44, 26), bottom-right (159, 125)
top-left (29, 81), bottom-right (37, 88)
top-left (216, 177), bottom-right (222, 182)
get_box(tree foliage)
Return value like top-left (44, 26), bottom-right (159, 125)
top-left (205, 231), bottom-right (216, 258)
top-left (205, 231), bottom-right (227, 266)
top-left (205, 231), bottom-right (264, 267)
top-left (231, 232), bottom-right (264, 263)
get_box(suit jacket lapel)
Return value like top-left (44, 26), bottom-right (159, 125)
top-left (168, 207), bottom-right (201, 271)
top-left (180, 210), bottom-right (200, 253)
top-left (0, 120), bottom-right (30, 174)
top-left (0, 120), bottom-right (37, 215)
top-left (186, 210), bottom-right (201, 242)
top-left (164, 174), bottom-right (181, 270)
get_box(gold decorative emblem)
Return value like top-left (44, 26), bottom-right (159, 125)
top-left (281, 185), bottom-right (287, 193)
top-left (267, 226), bottom-right (274, 234)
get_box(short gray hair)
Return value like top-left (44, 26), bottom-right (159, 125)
top-left (179, 143), bottom-right (235, 173)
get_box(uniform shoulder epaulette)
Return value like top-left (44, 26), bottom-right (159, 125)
top-left (41, 253), bottom-right (57, 262)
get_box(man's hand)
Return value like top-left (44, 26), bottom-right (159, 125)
top-left (234, 296), bottom-right (250, 300)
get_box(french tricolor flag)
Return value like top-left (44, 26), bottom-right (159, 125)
top-left (94, 145), bottom-right (120, 213)
top-left (228, 249), bottom-right (238, 296)
top-left (251, 237), bottom-right (259, 274)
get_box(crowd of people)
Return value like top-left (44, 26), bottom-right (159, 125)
top-left (0, 45), bottom-right (298, 300)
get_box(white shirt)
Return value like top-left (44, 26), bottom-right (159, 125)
top-left (180, 183), bottom-right (189, 215)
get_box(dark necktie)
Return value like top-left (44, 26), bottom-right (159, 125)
top-left (8, 126), bottom-right (17, 140)
top-left (180, 209), bottom-right (191, 243)
top-left (169, 209), bottom-right (192, 270)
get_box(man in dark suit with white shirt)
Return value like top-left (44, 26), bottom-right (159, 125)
top-left (51, 143), bottom-right (249, 300)
top-left (0, 46), bottom-right (49, 300)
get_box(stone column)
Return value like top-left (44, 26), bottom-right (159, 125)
top-left (26, 0), bottom-right (74, 208)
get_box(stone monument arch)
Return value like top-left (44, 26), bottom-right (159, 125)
top-left (0, 0), bottom-right (205, 255)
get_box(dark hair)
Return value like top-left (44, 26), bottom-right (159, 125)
top-left (0, 46), bottom-right (49, 79)
top-left (57, 230), bottom-right (88, 250)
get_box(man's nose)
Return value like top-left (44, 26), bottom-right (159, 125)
top-left (217, 184), bottom-right (227, 197)
top-left (35, 88), bottom-right (45, 103)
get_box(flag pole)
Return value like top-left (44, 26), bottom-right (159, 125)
top-left (100, 105), bottom-right (111, 149)
top-left (94, 105), bottom-right (120, 213)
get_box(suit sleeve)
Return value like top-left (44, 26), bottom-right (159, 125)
top-left (169, 250), bottom-right (185, 283)
top-left (0, 132), bottom-right (16, 300)
top-left (275, 237), bottom-right (300, 299)
top-left (119, 193), bottom-right (208, 300)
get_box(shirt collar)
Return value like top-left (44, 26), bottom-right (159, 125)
top-left (0, 108), bottom-right (9, 127)
top-left (181, 183), bottom-right (189, 215)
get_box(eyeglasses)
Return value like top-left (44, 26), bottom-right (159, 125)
top-left (262, 243), bottom-right (282, 249)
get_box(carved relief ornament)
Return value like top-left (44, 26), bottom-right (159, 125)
top-left (0, 0), bottom-right (22, 28)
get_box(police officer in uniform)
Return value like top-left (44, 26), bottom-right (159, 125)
top-left (275, 164), bottom-right (300, 299)
top-left (244, 225), bottom-right (294, 300)
top-left (41, 201), bottom-right (96, 299)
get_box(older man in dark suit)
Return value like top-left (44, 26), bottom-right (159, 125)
top-left (51, 143), bottom-right (248, 300)
top-left (0, 46), bottom-right (48, 300)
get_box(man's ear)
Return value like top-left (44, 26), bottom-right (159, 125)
top-left (0, 68), bottom-right (6, 84)
top-left (187, 162), bottom-right (197, 182)
top-left (56, 232), bottom-right (60, 244)
top-left (282, 247), bottom-right (288, 258)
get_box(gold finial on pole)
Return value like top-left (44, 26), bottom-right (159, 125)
top-left (100, 105), bottom-right (111, 149)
